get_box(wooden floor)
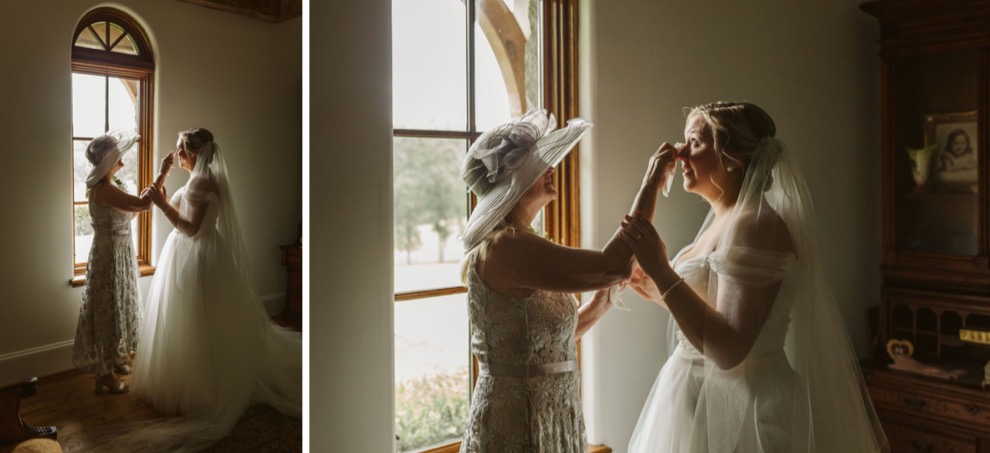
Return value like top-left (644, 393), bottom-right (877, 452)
top-left (2, 369), bottom-right (157, 452)
top-left (2, 368), bottom-right (302, 452)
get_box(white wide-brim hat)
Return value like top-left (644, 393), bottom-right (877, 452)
top-left (460, 109), bottom-right (592, 251)
top-left (85, 130), bottom-right (139, 188)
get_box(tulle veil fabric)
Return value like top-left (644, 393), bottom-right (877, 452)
top-left (87, 144), bottom-right (302, 452)
top-left (629, 137), bottom-right (887, 452)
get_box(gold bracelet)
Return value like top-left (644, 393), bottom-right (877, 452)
top-left (660, 277), bottom-right (684, 300)
top-left (164, 205), bottom-right (175, 218)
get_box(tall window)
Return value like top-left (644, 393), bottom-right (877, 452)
top-left (70, 8), bottom-right (155, 285)
top-left (392, 1), bottom-right (580, 451)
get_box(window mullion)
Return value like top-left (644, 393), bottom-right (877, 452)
top-left (392, 129), bottom-right (476, 140)
top-left (104, 76), bottom-right (109, 133)
top-left (87, 25), bottom-right (106, 50)
top-left (108, 32), bottom-right (128, 52)
top-left (466, 0), bottom-right (476, 134)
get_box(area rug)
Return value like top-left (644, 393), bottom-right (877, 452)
top-left (203, 405), bottom-right (301, 452)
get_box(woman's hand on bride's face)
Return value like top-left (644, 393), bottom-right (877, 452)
top-left (618, 211), bottom-right (669, 277)
top-left (643, 143), bottom-right (678, 189)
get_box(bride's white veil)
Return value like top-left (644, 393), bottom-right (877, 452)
top-left (632, 102), bottom-right (887, 452)
top-left (188, 141), bottom-right (260, 303)
top-left (189, 140), bottom-right (302, 418)
top-left (697, 129), bottom-right (887, 451)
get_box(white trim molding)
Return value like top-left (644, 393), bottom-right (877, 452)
top-left (0, 339), bottom-right (75, 383)
top-left (0, 292), bottom-right (287, 384)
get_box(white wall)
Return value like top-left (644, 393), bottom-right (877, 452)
top-left (0, 1), bottom-right (301, 383)
top-left (579, 1), bottom-right (881, 451)
top-left (309, 0), bottom-right (395, 451)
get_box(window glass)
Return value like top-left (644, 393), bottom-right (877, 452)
top-left (392, 0), bottom-right (467, 130)
top-left (75, 27), bottom-right (104, 50)
top-left (72, 74), bottom-right (107, 138)
top-left (74, 205), bottom-right (93, 264)
top-left (475, 0), bottom-right (542, 130)
top-left (112, 34), bottom-right (139, 55)
top-left (393, 136), bottom-right (469, 293)
top-left (108, 77), bottom-right (139, 132)
top-left (73, 140), bottom-right (91, 201)
top-left (394, 293), bottom-right (470, 451)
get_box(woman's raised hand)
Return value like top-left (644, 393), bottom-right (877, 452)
top-left (618, 211), bottom-right (669, 277)
top-left (155, 152), bottom-right (175, 187)
top-left (643, 143), bottom-right (678, 189)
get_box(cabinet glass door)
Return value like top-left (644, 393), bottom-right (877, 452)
top-left (890, 50), bottom-right (981, 256)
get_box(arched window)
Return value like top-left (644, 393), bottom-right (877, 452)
top-left (70, 8), bottom-right (155, 285)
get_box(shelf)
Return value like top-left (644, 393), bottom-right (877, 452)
top-left (891, 328), bottom-right (936, 336)
top-left (901, 189), bottom-right (978, 200)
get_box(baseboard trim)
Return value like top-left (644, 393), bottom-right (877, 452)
top-left (0, 292), bottom-right (287, 383)
top-left (0, 339), bottom-right (75, 384)
top-left (0, 339), bottom-right (75, 363)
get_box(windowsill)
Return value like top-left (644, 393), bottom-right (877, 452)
top-left (70, 264), bottom-right (156, 287)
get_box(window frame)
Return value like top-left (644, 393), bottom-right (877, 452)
top-left (69, 8), bottom-right (156, 286)
top-left (392, 1), bottom-right (585, 451)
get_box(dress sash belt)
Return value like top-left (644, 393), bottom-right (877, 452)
top-left (93, 223), bottom-right (131, 237)
top-left (479, 360), bottom-right (578, 378)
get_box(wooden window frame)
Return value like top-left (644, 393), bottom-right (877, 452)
top-left (394, 1), bottom-right (605, 452)
top-left (69, 8), bottom-right (156, 286)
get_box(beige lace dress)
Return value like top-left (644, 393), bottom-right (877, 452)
top-left (460, 255), bottom-right (587, 453)
top-left (72, 188), bottom-right (142, 376)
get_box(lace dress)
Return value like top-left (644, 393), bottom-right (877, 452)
top-left (460, 255), bottom-right (587, 453)
top-left (72, 190), bottom-right (142, 376)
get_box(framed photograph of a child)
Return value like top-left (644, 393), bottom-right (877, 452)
top-left (926, 111), bottom-right (978, 192)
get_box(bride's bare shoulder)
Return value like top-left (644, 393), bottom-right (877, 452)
top-left (188, 174), bottom-right (219, 195)
top-left (731, 206), bottom-right (793, 254)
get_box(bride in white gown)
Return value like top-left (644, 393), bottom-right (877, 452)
top-left (111, 128), bottom-right (301, 452)
top-left (619, 102), bottom-right (887, 452)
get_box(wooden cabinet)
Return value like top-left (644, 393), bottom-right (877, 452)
top-left (865, 368), bottom-right (990, 452)
top-left (862, 1), bottom-right (990, 450)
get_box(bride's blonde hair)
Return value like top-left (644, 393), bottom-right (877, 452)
top-left (685, 102), bottom-right (778, 196)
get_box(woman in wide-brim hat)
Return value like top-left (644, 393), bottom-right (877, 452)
top-left (458, 109), bottom-right (675, 452)
top-left (72, 129), bottom-right (171, 395)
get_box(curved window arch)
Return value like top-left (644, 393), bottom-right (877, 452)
top-left (70, 8), bottom-right (155, 285)
top-left (72, 8), bottom-right (154, 67)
